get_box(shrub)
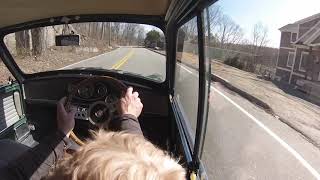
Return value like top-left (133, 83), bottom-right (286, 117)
top-left (224, 56), bottom-right (242, 69)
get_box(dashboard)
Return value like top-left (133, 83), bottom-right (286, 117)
top-left (24, 75), bottom-right (168, 117)
top-left (67, 78), bottom-right (125, 125)
top-left (23, 75), bottom-right (169, 143)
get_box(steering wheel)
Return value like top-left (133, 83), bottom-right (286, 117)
top-left (65, 76), bottom-right (127, 146)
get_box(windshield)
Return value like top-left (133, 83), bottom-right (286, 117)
top-left (3, 22), bottom-right (166, 82)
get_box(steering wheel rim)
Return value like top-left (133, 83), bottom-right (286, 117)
top-left (65, 76), bottom-right (127, 146)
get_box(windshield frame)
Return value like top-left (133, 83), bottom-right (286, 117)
top-left (0, 14), bottom-right (167, 85)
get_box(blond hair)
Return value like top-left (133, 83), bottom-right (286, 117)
top-left (46, 131), bottom-right (186, 180)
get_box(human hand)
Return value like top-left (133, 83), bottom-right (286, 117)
top-left (57, 97), bottom-right (76, 137)
top-left (119, 87), bottom-right (143, 118)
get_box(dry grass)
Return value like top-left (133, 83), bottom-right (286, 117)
top-left (0, 47), bottom-right (111, 84)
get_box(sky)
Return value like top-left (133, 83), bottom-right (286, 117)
top-left (214, 0), bottom-right (320, 47)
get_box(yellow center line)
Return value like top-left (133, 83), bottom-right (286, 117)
top-left (111, 49), bottom-right (134, 70)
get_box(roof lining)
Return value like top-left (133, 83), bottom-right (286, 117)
top-left (0, 0), bottom-right (171, 28)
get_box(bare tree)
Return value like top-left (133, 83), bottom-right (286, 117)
top-left (251, 22), bottom-right (268, 56)
top-left (216, 15), bottom-right (244, 48)
top-left (15, 30), bottom-right (30, 56)
top-left (250, 22), bottom-right (269, 72)
top-left (205, 5), bottom-right (223, 46)
top-left (31, 28), bottom-right (45, 56)
top-left (112, 23), bottom-right (120, 44)
top-left (182, 17), bottom-right (197, 42)
top-left (136, 27), bottom-right (145, 46)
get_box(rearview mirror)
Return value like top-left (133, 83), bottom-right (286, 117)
top-left (55, 34), bottom-right (80, 46)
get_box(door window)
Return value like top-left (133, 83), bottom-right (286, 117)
top-left (174, 17), bottom-right (199, 142)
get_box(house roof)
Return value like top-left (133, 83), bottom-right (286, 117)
top-left (279, 12), bottom-right (320, 47)
top-left (0, 0), bottom-right (171, 28)
top-left (294, 12), bottom-right (320, 24)
top-left (279, 12), bottom-right (320, 32)
top-left (295, 20), bottom-right (320, 44)
top-left (279, 24), bottom-right (299, 32)
top-left (309, 30), bottom-right (320, 46)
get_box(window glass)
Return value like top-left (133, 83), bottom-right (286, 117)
top-left (287, 52), bottom-right (294, 67)
top-left (291, 33), bottom-right (297, 42)
top-left (0, 59), bottom-right (15, 86)
top-left (175, 17), bottom-right (199, 141)
top-left (4, 22), bottom-right (166, 82)
top-left (0, 34), bottom-right (16, 85)
top-left (299, 52), bottom-right (308, 71)
top-left (201, 0), bottom-right (320, 179)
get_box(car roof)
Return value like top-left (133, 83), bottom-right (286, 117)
top-left (0, 0), bottom-right (171, 28)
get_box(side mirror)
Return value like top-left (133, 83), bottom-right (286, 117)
top-left (55, 34), bottom-right (80, 46)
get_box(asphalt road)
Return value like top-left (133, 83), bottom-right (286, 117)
top-left (65, 47), bottom-right (320, 179)
top-left (63, 47), bottom-right (166, 81)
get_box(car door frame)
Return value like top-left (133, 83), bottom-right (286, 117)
top-left (167, 1), bottom-right (215, 178)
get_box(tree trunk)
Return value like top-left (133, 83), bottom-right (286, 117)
top-left (31, 28), bottom-right (45, 56)
top-left (15, 30), bottom-right (30, 56)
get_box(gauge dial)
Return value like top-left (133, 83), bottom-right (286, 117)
top-left (77, 84), bottom-right (94, 99)
top-left (106, 94), bottom-right (119, 104)
top-left (106, 94), bottom-right (119, 113)
top-left (95, 83), bottom-right (108, 97)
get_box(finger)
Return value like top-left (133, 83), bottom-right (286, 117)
top-left (69, 106), bottom-right (77, 114)
top-left (136, 97), bottom-right (141, 102)
top-left (57, 97), bottom-right (67, 113)
top-left (133, 92), bottom-right (139, 98)
top-left (127, 87), bottom-right (133, 96)
top-left (59, 97), bottom-right (67, 105)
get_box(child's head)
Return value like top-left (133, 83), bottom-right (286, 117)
top-left (47, 131), bottom-right (186, 180)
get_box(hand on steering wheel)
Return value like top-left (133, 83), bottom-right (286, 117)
top-left (119, 87), bottom-right (143, 118)
top-left (56, 97), bottom-right (76, 137)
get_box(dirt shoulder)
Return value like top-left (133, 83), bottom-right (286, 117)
top-left (0, 46), bottom-right (114, 84)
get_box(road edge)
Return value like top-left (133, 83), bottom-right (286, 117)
top-left (147, 48), bottom-right (272, 112)
top-left (60, 47), bottom-right (119, 70)
top-left (147, 48), bottom-right (320, 148)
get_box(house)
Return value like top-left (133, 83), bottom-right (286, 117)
top-left (276, 13), bottom-right (320, 85)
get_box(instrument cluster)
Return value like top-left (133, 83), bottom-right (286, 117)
top-left (69, 81), bottom-right (120, 122)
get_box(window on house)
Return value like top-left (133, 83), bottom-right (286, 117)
top-left (316, 56), bottom-right (320, 64)
top-left (291, 33), bottom-right (297, 42)
top-left (287, 52), bottom-right (295, 67)
top-left (299, 51), bottom-right (308, 72)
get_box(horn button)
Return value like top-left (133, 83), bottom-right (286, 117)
top-left (88, 101), bottom-right (111, 125)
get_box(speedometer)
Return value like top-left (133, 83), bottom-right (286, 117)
top-left (106, 94), bottom-right (118, 104)
top-left (77, 84), bottom-right (94, 99)
top-left (106, 94), bottom-right (119, 113)
top-left (95, 83), bottom-right (108, 97)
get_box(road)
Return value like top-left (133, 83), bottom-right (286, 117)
top-left (63, 47), bottom-right (166, 81)
top-left (65, 47), bottom-right (320, 179)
